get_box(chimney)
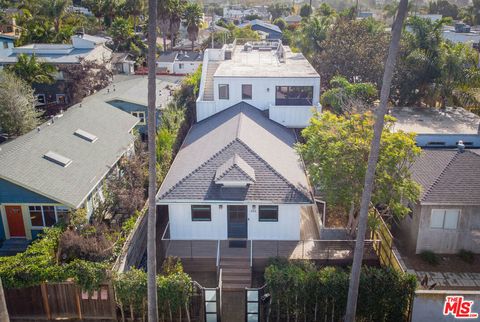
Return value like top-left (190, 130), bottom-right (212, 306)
top-left (458, 140), bottom-right (465, 153)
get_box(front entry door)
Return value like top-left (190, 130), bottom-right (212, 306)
top-left (5, 206), bottom-right (26, 237)
top-left (227, 205), bottom-right (248, 239)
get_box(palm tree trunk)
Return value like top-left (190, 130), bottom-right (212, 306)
top-left (343, 0), bottom-right (409, 321)
top-left (147, 0), bottom-right (158, 319)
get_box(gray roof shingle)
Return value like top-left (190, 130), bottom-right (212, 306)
top-left (215, 154), bottom-right (256, 183)
top-left (0, 101), bottom-right (138, 208)
top-left (157, 102), bottom-right (312, 203)
top-left (411, 149), bottom-right (480, 205)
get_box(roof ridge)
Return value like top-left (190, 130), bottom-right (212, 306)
top-left (421, 151), bottom-right (460, 201)
top-left (236, 138), bottom-right (311, 202)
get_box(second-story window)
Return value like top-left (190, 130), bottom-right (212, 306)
top-left (242, 84), bottom-right (252, 100)
top-left (219, 84), bottom-right (229, 100)
top-left (275, 86), bottom-right (313, 106)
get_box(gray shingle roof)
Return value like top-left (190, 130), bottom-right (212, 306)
top-left (0, 102), bottom-right (138, 208)
top-left (157, 102), bottom-right (312, 203)
top-left (215, 154), bottom-right (256, 183)
top-left (411, 149), bottom-right (480, 205)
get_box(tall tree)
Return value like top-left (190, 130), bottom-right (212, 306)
top-left (0, 71), bottom-right (41, 137)
top-left (123, 0), bottom-right (145, 31)
top-left (183, 2), bottom-right (202, 51)
top-left (39, 0), bottom-right (71, 33)
top-left (168, 0), bottom-right (185, 49)
top-left (344, 0), bottom-right (409, 320)
top-left (7, 54), bottom-right (57, 85)
top-left (146, 0), bottom-right (158, 319)
top-left (157, 0), bottom-right (172, 50)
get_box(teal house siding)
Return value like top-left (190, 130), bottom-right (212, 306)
top-left (0, 178), bottom-right (58, 204)
top-left (106, 99), bottom-right (161, 136)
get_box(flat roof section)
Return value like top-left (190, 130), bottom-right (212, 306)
top-left (391, 106), bottom-right (480, 135)
top-left (214, 45), bottom-right (320, 78)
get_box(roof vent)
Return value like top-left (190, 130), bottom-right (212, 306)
top-left (74, 129), bottom-right (97, 143)
top-left (458, 140), bottom-right (465, 153)
top-left (44, 151), bottom-right (72, 167)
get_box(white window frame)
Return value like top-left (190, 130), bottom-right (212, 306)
top-left (131, 111), bottom-right (146, 125)
top-left (28, 205), bottom-right (67, 228)
top-left (36, 94), bottom-right (46, 106)
top-left (430, 209), bottom-right (460, 230)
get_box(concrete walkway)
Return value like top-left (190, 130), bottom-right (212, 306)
top-left (411, 270), bottom-right (480, 288)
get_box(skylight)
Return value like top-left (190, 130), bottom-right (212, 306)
top-left (74, 129), bottom-right (97, 143)
top-left (43, 151), bottom-right (72, 167)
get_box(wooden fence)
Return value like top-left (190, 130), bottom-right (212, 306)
top-left (371, 214), bottom-right (406, 273)
top-left (4, 282), bottom-right (116, 320)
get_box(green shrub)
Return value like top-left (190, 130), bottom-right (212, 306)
top-left (420, 250), bottom-right (440, 266)
top-left (458, 249), bottom-right (475, 264)
top-left (264, 260), bottom-right (416, 321)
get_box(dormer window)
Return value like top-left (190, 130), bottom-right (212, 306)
top-left (215, 154), bottom-right (255, 187)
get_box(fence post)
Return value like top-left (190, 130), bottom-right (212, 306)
top-left (302, 241), bottom-right (304, 259)
top-left (108, 283), bottom-right (117, 320)
top-left (74, 286), bottom-right (82, 320)
top-left (40, 283), bottom-right (51, 320)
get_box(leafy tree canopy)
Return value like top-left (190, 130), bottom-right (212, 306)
top-left (0, 71), bottom-right (41, 137)
top-left (297, 111), bottom-right (421, 233)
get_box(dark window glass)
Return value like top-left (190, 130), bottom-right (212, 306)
top-left (219, 84), bottom-right (229, 99)
top-left (242, 84), bottom-right (252, 100)
top-left (275, 86), bottom-right (313, 106)
top-left (259, 205), bottom-right (278, 222)
top-left (191, 205), bottom-right (211, 221)
top-left (29, 206), bottom-right (44, 226)
top-left (43, 206), bottom-right (56, 226)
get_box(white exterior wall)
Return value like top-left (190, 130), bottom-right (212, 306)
top-left (212, 76), bottom-right (320, 112)
top-left (196, 76), bottom-right (321, 127)
top-left (173, 61), bottom-right (201, 74)
top-left (167, 203), bottom-right (301, 240)
top-left (157, 61), bottom-right (174, 74)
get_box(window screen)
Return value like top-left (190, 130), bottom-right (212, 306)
top-left (259, 206), bottom-right (278, 222)
top-left (191, 205), bottom-right (211, 221)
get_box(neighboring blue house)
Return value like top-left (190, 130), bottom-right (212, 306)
top-left (0, 100), bottom-right (138, 241)
top-left (106, 99), bottom-right (161, 138)
top-left (0, 34), bottom-right (15, 53)
top-left (239, 19), bottom-right (282, 40)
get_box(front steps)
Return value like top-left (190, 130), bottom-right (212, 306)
top-left (220, 257), bottom-right (251, 291)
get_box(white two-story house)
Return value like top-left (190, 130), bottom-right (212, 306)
top-left (156, 41), bottom-right (323, 287)
top-left (196, 40), bottom-right (321, 128)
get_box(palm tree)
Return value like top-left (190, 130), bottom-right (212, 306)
top-left (157, 0), bottom-right (172, 51)
top-left (7, 54), bottom-right (57, 85)
top-left (344, 0), bottom-right (409, 321)
top-left (147, 0), bottom-right (158, 319)
top-left (40, 0), bottom-right (70, 33)
top-left (124, 0), bottom-right (145, 32)
top-left (168, 0), bottom-right (185, 50)
top-left (183, 2), bottom-right (203, 51)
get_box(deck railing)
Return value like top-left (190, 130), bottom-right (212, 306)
top-left (161, 236), bottom-right (379, 262)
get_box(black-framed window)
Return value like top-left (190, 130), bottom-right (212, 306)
top-left (191, 205), bottom-right (211, 221)
top-left (275, 86), bottom-right (313, 106)
top-left (259, 205), bottom-right (278, 222)
top-left (219, 84), bottom-right (229, 99)
top-left (242, 84), bottom-right (252, 100)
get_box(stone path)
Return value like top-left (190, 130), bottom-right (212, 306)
top-left (410, 270), bottom-right (480, 288)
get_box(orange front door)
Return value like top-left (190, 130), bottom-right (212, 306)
top-left (5, 206), bottom-right (26, 238)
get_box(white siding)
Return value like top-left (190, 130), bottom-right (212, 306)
top-left (167, 203), bottom-right (302, 240)
top-left (212, 76), bottom-right (320, 113)
top-left (173, 61), bottom-right (201, 74)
